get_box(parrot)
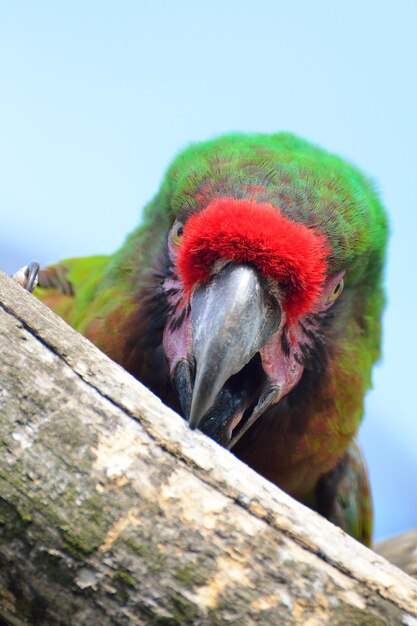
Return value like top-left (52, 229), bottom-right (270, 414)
top-left (28, 133), bottom-right (388, 546)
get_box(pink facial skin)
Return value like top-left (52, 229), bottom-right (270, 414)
top-left (259, 270), bottom-right (346, 407)
top-left (162, 275), bottom-right (192, 377)
top-left (260, 330), bottom-right (305, 404)
top-left (162, 224), bottom-right (193, 377)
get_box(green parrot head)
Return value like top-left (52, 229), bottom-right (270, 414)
top-left (119, 133), bottom-right (387, 452)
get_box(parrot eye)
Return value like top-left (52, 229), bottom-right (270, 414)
top-left (327, 278), bottom-right (344, 303)
top-left (171, 222), bottom-right (184, 246)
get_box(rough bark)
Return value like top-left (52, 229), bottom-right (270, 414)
top-left (0, 269), bottom-right (416, 626)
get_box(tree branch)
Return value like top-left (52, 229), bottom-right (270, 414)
top-left (0, 270), bottom-right (416, 625)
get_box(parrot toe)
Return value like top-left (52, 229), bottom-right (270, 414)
top-left (12, 261), bottom-right (40, 292)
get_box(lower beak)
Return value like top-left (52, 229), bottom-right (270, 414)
top-left (188, 263), bottom-right (280, 432)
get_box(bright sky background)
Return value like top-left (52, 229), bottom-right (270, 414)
top-left (1, 1), bottom-right (416, 541)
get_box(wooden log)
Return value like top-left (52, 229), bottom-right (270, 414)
top-left (0, 269), bottom-right (416, 625)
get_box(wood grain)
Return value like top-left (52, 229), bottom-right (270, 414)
top-left (0, 270), bottom-right (416, 625)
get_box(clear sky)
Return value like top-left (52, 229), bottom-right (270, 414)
top-left (1, 1), bottom-right (416, 541)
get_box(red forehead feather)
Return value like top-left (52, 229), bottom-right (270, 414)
top-left (177, 198), bottom-right (330, 322)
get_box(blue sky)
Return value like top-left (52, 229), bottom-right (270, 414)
top-left (1, 1), bottom-right (416, 541)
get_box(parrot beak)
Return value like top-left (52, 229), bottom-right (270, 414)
top-left (188, 263), bottom-right (280, 444)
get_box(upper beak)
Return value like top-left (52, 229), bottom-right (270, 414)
top-left (188, 263), bottom-right (280, 433)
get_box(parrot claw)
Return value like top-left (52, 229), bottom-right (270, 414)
top-left (12, 261), bottom-right (40, 293)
